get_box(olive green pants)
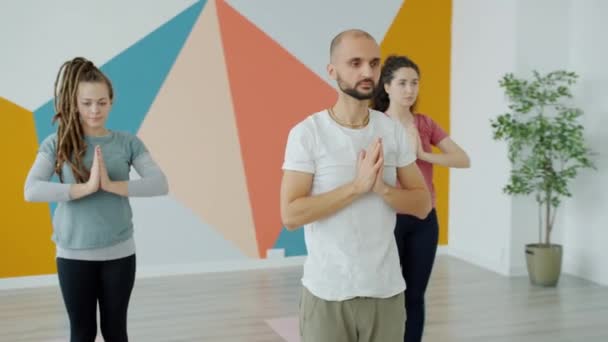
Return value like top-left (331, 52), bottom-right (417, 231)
top-left (299, 287), bottom-right (405, 342)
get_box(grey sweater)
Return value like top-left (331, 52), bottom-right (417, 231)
top-left (24, 131), bottom-right (168, 260)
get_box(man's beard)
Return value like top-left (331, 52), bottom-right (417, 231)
top-left (337, 76), bottom-right (376, 100)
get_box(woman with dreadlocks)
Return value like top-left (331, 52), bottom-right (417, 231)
top-left (24, 57), bottom-right (168, 342)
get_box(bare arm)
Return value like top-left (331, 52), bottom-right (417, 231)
top-left (418, 137), bottom-right (470, 168)
top-left (280, 171), bottom-right (361, 230)
top-left (374, 158), bottom-right (432, 219)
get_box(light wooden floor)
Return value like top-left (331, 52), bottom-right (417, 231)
top-left (1, 256), bottom-right (607, 341)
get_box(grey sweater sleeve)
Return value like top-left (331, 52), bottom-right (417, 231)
top-left (128, 152), bottom-right (169, 197)
top-left (24, 154), bottom-right (71, 202)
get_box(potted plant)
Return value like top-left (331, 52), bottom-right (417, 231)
top-left (490, 70), bottom-right (595, 286)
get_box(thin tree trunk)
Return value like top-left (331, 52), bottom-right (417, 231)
top-left (545, 191), bottom-right (551, 245)
top-left (538, 199), bottom-right (542, 244)
top-left (549, 205), bottom-right (558, 245)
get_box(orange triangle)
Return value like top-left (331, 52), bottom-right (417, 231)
top-left (216, 0), bottom-right (336, 257)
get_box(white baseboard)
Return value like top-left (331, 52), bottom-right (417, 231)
top-left (0, 256), bottom-right (307, 291)
top-left (136, 256), bottom-right (306, 279)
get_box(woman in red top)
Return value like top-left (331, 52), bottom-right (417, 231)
top-left (373, 55), bottom-right (470, 342)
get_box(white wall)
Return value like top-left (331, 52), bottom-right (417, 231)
top-left (450, 0), bottom-right (608, 285)
top-left (561, 0), bottom-right (608, 285)
top-left (449, 0), bottom-right (518, 275)
top-left (509, 0), bottom-right (571, 276)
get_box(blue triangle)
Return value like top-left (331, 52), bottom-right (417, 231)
top-left (33, 1), bottom-right (206, 216)
top-left (33, 0), bottom-right (206, 143)
top-left (273, 227), bottom-right (308, 257)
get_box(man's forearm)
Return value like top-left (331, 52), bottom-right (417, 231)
top-left (283, 182), bottom-right (362, 230)
top-left (379, 185), bottom-right (432, 219)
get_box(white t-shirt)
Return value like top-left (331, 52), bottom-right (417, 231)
top-left (282, 109), bottom-right (416, 301)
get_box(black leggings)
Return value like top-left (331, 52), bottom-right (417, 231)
top-left (394, 209), bottom-right (439, 342)
top-left (56, 254), bottom-right (136, 342)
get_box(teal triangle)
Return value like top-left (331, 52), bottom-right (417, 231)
top-left (273, 227), bottom-right (308, 257)
top-left (32, 0), bottom-right (206, 215)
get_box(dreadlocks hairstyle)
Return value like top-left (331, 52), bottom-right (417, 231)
top-left (371, 55), bottom-right (420, 113)
top-left (52, 57), bottom-right (114, 183)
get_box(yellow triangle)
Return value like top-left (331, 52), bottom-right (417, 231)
top-left (1, 97), bottom-right (56, 278)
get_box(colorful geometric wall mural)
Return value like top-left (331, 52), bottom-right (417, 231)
top-left (1, 0), bottom-right (451, 278)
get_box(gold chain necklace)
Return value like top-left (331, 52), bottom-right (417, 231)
top-left (328, 107), bottom-right (370, 129)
